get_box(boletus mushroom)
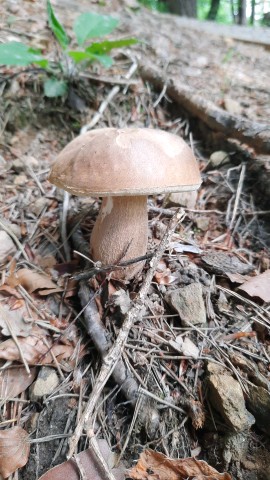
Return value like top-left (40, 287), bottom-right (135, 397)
top-left (49, 128), bottom-right (201, 279)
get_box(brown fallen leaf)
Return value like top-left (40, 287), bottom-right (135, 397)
top-left (0, 426), bottom-right (30, 478)
top-left (0, 328), bottom-right (75, 366)
top-left (238, 269), bottom-right (270, 302)
top-left (37, 439), bottom-right (125, 480)
top-left (0, 367), bottom-right (37, 400)
top-left (7, 268), bottom-right (63, 295)
top-left (128, 449), bottom-right (231, 480)
top-left (0, 305), bottom-right (33, 337)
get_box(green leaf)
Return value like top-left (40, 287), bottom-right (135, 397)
top-left (86, 38), bottom-right (137, 54)
top-left (67, 51), bottom-right (90, 63)
top-left (92, 54), bottom-right (113, 67)
top-left (44, 78), bottom-right (68, 97)
top-left (73, 13), bottom-right (118, 45)
top-left (0, 42), bottom-right (47, 66)
top-left (68, 50), bottom-right (113, 67)
top-left (47, 0), bottom-right (69, 49)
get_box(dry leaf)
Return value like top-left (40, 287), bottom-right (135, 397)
top-left (0, 305), bottom-right (33, 337)
top-left (225, 272), bottom-right (252, 284)
top-left (7, 268), bottom-right (63, 295)
top-left (0, 285), bottom-right (22, 298)
top-left (238, 270), bottom-right (270, 302)
top-left (169, 335), bottom-right (199, 359)
top-left (37, 439), bottom-right (125, 480)
top-left (0, 328), bottom-right (74, 366)
top-left (128, 449), bottom-right (231, 480)
top-left (0, 426), bottom-right (30, 478)
top-left (0, 367), bottom-right (37, 400)
top-left (154, 260), bottom-right (177, 285)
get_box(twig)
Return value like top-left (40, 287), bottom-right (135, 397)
top-left (80, 61), bottom-right (138, 134)
top-left (79, 72), bottom-right (138, 86)
top-left (68, 210), bottom-right (185, 461)
top-left (73, 252), bottom-right (154, 280)
top-left (139, 387), bottom-right (186, 414)
top-left (229, 163), bottom-right (246, 231)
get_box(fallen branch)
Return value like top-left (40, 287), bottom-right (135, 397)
top-left (140, 62), bottom-right (270, 154)
top-left (68, 210), bottom-right (185, 469)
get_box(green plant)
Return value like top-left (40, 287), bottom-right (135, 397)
top-left (0, 0), bottom-right (137, 97)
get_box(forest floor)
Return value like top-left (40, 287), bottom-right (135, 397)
top-left (0, 1), bottom-right (270, 480)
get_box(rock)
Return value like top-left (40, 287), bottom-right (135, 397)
top-left (13, 174), bottom-right (27, 186)
top-left (195, 216), bottom-right (210, 231)
top-left (208, 372), bottom-right (255, 432)
top-left (29, 367), bottom-right (59, 401)
top-left (209, 151), bottom-right (230, 168)
top-left (165, 283), bottom-right (206, 326)
top-left (12, 159), bottom-right (25, 173)
top-left (222, 432), bottom-right (248, 468)
top-left (0, 231), bottom-right (16, 263)
top-left (165, 190), bottom-right (197, 209)
top-left (223, 97), bottom-right (243, 116)
top-left (246, 384), bottom-right (270, 436)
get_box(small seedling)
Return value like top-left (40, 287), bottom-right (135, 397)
top-left (0, 0), bottom-right (137, 97)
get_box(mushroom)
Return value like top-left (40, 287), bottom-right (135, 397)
top-left (48, 128), bottom-right (201, 279)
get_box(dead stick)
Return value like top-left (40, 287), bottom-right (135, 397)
top-left (68, 209), bottom-right (185, 462)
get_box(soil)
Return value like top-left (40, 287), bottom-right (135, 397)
top-left (0, 1), bottom-right (270, 480)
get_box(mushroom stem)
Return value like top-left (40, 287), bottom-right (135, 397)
top-left (90, 195), bottom-right (148, 279)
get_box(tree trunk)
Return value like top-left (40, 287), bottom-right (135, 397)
top-left (230, 0), bottom-right (237, 23)
top-left (238, 0), bottom-right (247, 24)
top-left (165, 0), bottom-right (197, 17)
top-left (207, 0), bottom-right (221, 20)
top-left (250, 0), bottom-right (255, 25)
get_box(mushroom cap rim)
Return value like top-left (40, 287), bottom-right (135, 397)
top-left (49, 180), bottom-right (202, 197)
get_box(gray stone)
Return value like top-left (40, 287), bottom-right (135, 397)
top-left (13, 174), bottom-right (27, 186)
top-left (208, 373), bottom-right (255, 432)
top-left (224, 97), bottom-right (243, 116)
top-left (209, 151), bottom-right (230, 168)
top-left (165, 190), bottom-right (197, 209)
top-left (195, 216), bottom-right (210, 232)
top-left (30, 367), bottom-right (59, 401)
top-left (0, 231), bottom-right (16, 263)
top-left (165, 283), bottom-right (206, 326)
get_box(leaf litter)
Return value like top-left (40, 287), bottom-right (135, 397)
top-left (0, 0), bottom-right (269, 479)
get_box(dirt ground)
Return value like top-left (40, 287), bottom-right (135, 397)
top-left (0, 1), bottom-right (270, 479)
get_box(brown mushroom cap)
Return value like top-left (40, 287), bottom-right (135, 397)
top-left (49, 128), bottom-right (201, 196)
